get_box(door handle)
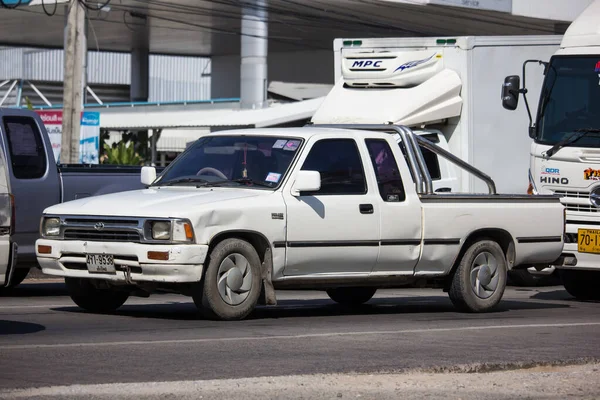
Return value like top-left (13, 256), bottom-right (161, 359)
top-left (359, 204), bottom-right (374, 214)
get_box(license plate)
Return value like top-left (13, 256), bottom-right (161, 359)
top-left (86, 254), bottom-right (116, 273)
top-left (578, 229), bottom-right (600, 254)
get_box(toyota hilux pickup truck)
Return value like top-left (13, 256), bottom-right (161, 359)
top-left (35, 124), bottom-right (566, 320)
top-left (0, 107), bottom-right (161, 289)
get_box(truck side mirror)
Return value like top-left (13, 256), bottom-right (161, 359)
top-left (291, 170), bottom-right (321, 196)
top-left (141, 166), bottom-right (157, 186)
top-left (501, 75), bottom-right (520, 111)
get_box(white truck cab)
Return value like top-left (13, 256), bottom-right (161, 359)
top-left (502, 0), bottom-right (600, 300)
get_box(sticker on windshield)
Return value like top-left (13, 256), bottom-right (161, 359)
top-left (595, 61), bottom-right (600, 72)
top-left (283, 140), bottom-right (300, 151)
top-left (272, 139), bottom-right (288, 149)
top-left (265, 172), bottom-right (282, 183)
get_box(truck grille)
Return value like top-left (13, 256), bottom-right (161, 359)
top-left (552, 190), bottom-right (600, 213)
top-left (64, 229), bottom-right (142, 243)
top-left (61, 217), bottom-right (143, 243)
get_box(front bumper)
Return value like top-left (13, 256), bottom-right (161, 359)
top-left (35, 239), bottom-right (208, 283)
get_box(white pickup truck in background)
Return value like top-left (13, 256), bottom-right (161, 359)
top-left (35, 124), bottom-right (566, 321)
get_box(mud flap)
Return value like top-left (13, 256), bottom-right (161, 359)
top-left (259, 247), bottom-right (277, 306)
top-left (2, 242), bottom-right (18, 288)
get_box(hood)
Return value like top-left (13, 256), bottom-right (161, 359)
top-left (44, 187), bottom-right (269, 218)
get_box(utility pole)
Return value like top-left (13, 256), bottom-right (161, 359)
top-left (62, 0), bottom-right (86, 164)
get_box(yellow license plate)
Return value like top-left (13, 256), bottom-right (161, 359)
top-left (578, 229), bottom-right (600, 254)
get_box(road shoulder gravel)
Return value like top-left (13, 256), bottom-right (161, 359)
top-left (2, 362), bottom-right (599, 400)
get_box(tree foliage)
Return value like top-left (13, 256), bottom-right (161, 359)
top-left (102, 141), bottom-right (142, 165)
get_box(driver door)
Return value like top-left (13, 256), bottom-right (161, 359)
top-left (282, 136), bottom-right (381, 276)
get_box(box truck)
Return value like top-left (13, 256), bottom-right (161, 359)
top-left (501, 0), bottom-right (600, 299)
top-left (311, 34), bottom-right (563, 285)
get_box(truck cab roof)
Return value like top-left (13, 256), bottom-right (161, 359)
top-left (206, 126), bottom-right (395, 141)
top-left (560, 0), bottom-right (600, 49)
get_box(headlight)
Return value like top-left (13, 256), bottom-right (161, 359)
top-left (151, 221), bottom-right (171, 240)
top-left (42, 217), bottom-right (61, 236)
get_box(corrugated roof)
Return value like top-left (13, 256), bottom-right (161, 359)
top-left (99, 97), bottom-right (325, 130)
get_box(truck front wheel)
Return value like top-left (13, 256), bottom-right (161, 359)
top-left (326, 287), bottom-right (377, 306)
top-left (65, 277), bottom-right (129, 313)
top-left (194, 238), bottom-right (262, 321)
top-left (448, 240), bottom-right (508, 313)
top-left (561, 270), bottom-right (600, 301)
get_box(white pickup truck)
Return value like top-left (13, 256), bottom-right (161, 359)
top-left (35, 124), bottom-right (566, 320)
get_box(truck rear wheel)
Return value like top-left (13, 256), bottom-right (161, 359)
top-left (560, 270), bottom-right (600, 301)
top-left (193, 238), bottom-right (262, 321)
top-left (326, 287), bottom-right (377, 306)
top-left (448, 240), bottom-right (507, 313)
top-left (65, 277), bottom-right (129, 313)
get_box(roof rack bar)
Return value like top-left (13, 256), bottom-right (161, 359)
top-left (403, 125), bottom-right (433, 194)
top-left (413, 134), bottom-right (496, 195)
top-left (309, 123), bottom-right (428, 194)
top-left (308, 123), bottom-right (497, 195)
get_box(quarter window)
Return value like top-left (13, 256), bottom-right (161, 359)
top-left (366, 139), bottom-right (406, 202)
top-left (300, 139), bottom-right (367, 195)
top-left (2, 116), bottom-right (47, 180)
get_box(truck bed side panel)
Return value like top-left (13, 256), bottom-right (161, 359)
top-left (417, 196), bottom-right (564, 275)
top-left (60, 170), bottom-right (148, 202)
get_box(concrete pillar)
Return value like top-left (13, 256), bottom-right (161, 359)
top-left (240, 0), bottom-right (268, 109)
top-left (64, 3), bottom-right (88, 105)
top-left (130, 15), bottom-right (150, 103)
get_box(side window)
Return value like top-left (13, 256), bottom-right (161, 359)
top-left (300, 138), bottom-right (367, 195)
top-left (2, 116), bottom-right (47, 180)
top-left (366, 139), bottom-right (406, 202)
top-left (395, 136), bottom-right (441, 181)
top-left (420, 147), bottom-right (441, 180)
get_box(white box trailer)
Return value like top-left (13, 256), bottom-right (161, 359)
top-left (312, 35), bottom-right (563, 194)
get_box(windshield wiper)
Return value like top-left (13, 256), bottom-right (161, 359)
top-left (198, 177), bottom-right (273, 188)
top-left (544, 128), bottom-right (600, 158)
top-left (155, 177), bottom-right (209, 186)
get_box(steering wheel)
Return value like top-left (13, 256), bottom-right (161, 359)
top-left (196, 167), bottom-right (228, 180)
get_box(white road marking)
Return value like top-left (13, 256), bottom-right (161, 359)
top-left (1, 322), bottom-right (599, 351)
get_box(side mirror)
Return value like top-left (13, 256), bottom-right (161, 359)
top-left (291, 170), bottom-right (321, 196)
top-left (501, 75), bottom-right (521, 111)
top-left (141, 166), bottom-right (157, 186)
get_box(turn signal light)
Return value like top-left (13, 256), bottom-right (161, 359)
top-left (38, 245), bottom-right (52, 254)
top-left (527, 182), bottom-right (534, 195)
top-left (148, 251), bottom-right (169, 261)
top-left (184, 223), bottom-right (194, 240)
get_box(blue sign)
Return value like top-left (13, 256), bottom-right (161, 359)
top-left (79, 111), bottom-right (100, 164)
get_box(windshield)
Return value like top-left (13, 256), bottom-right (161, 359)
top-left (536, 56), bottom-right (600, 147)
top-left (154, 135), bottom-right (303, 189)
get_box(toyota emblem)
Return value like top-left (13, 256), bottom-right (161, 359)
top-left (590, 187), bottom-right (600, 208)
top-left (94, 222), bottom-right (105, 231)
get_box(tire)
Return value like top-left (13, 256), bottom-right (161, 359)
top-left (326, 287), bottom-right (377, 306)
top-left (448, 240), bottom-right (508, 313)
top-left (65, 277), bottom-right (129, 313)
top-left (560, 270), bottom-right (600, 301)
top-left (193, 238), bottom-right (262, 321)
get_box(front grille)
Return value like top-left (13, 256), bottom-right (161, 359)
top-left (64, 229), bottom-right (141, 243)
top-left (552, 190), bottom-right (600, 213)
top-left (553, 190), bottom-right (589, 199)
top-left (63, 217), bottom-right (139, 226)
top-left (566, 205), bottom-right (600, 213)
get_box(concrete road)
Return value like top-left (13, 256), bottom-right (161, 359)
top-left (0, 281), bottom-right (599, 398)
